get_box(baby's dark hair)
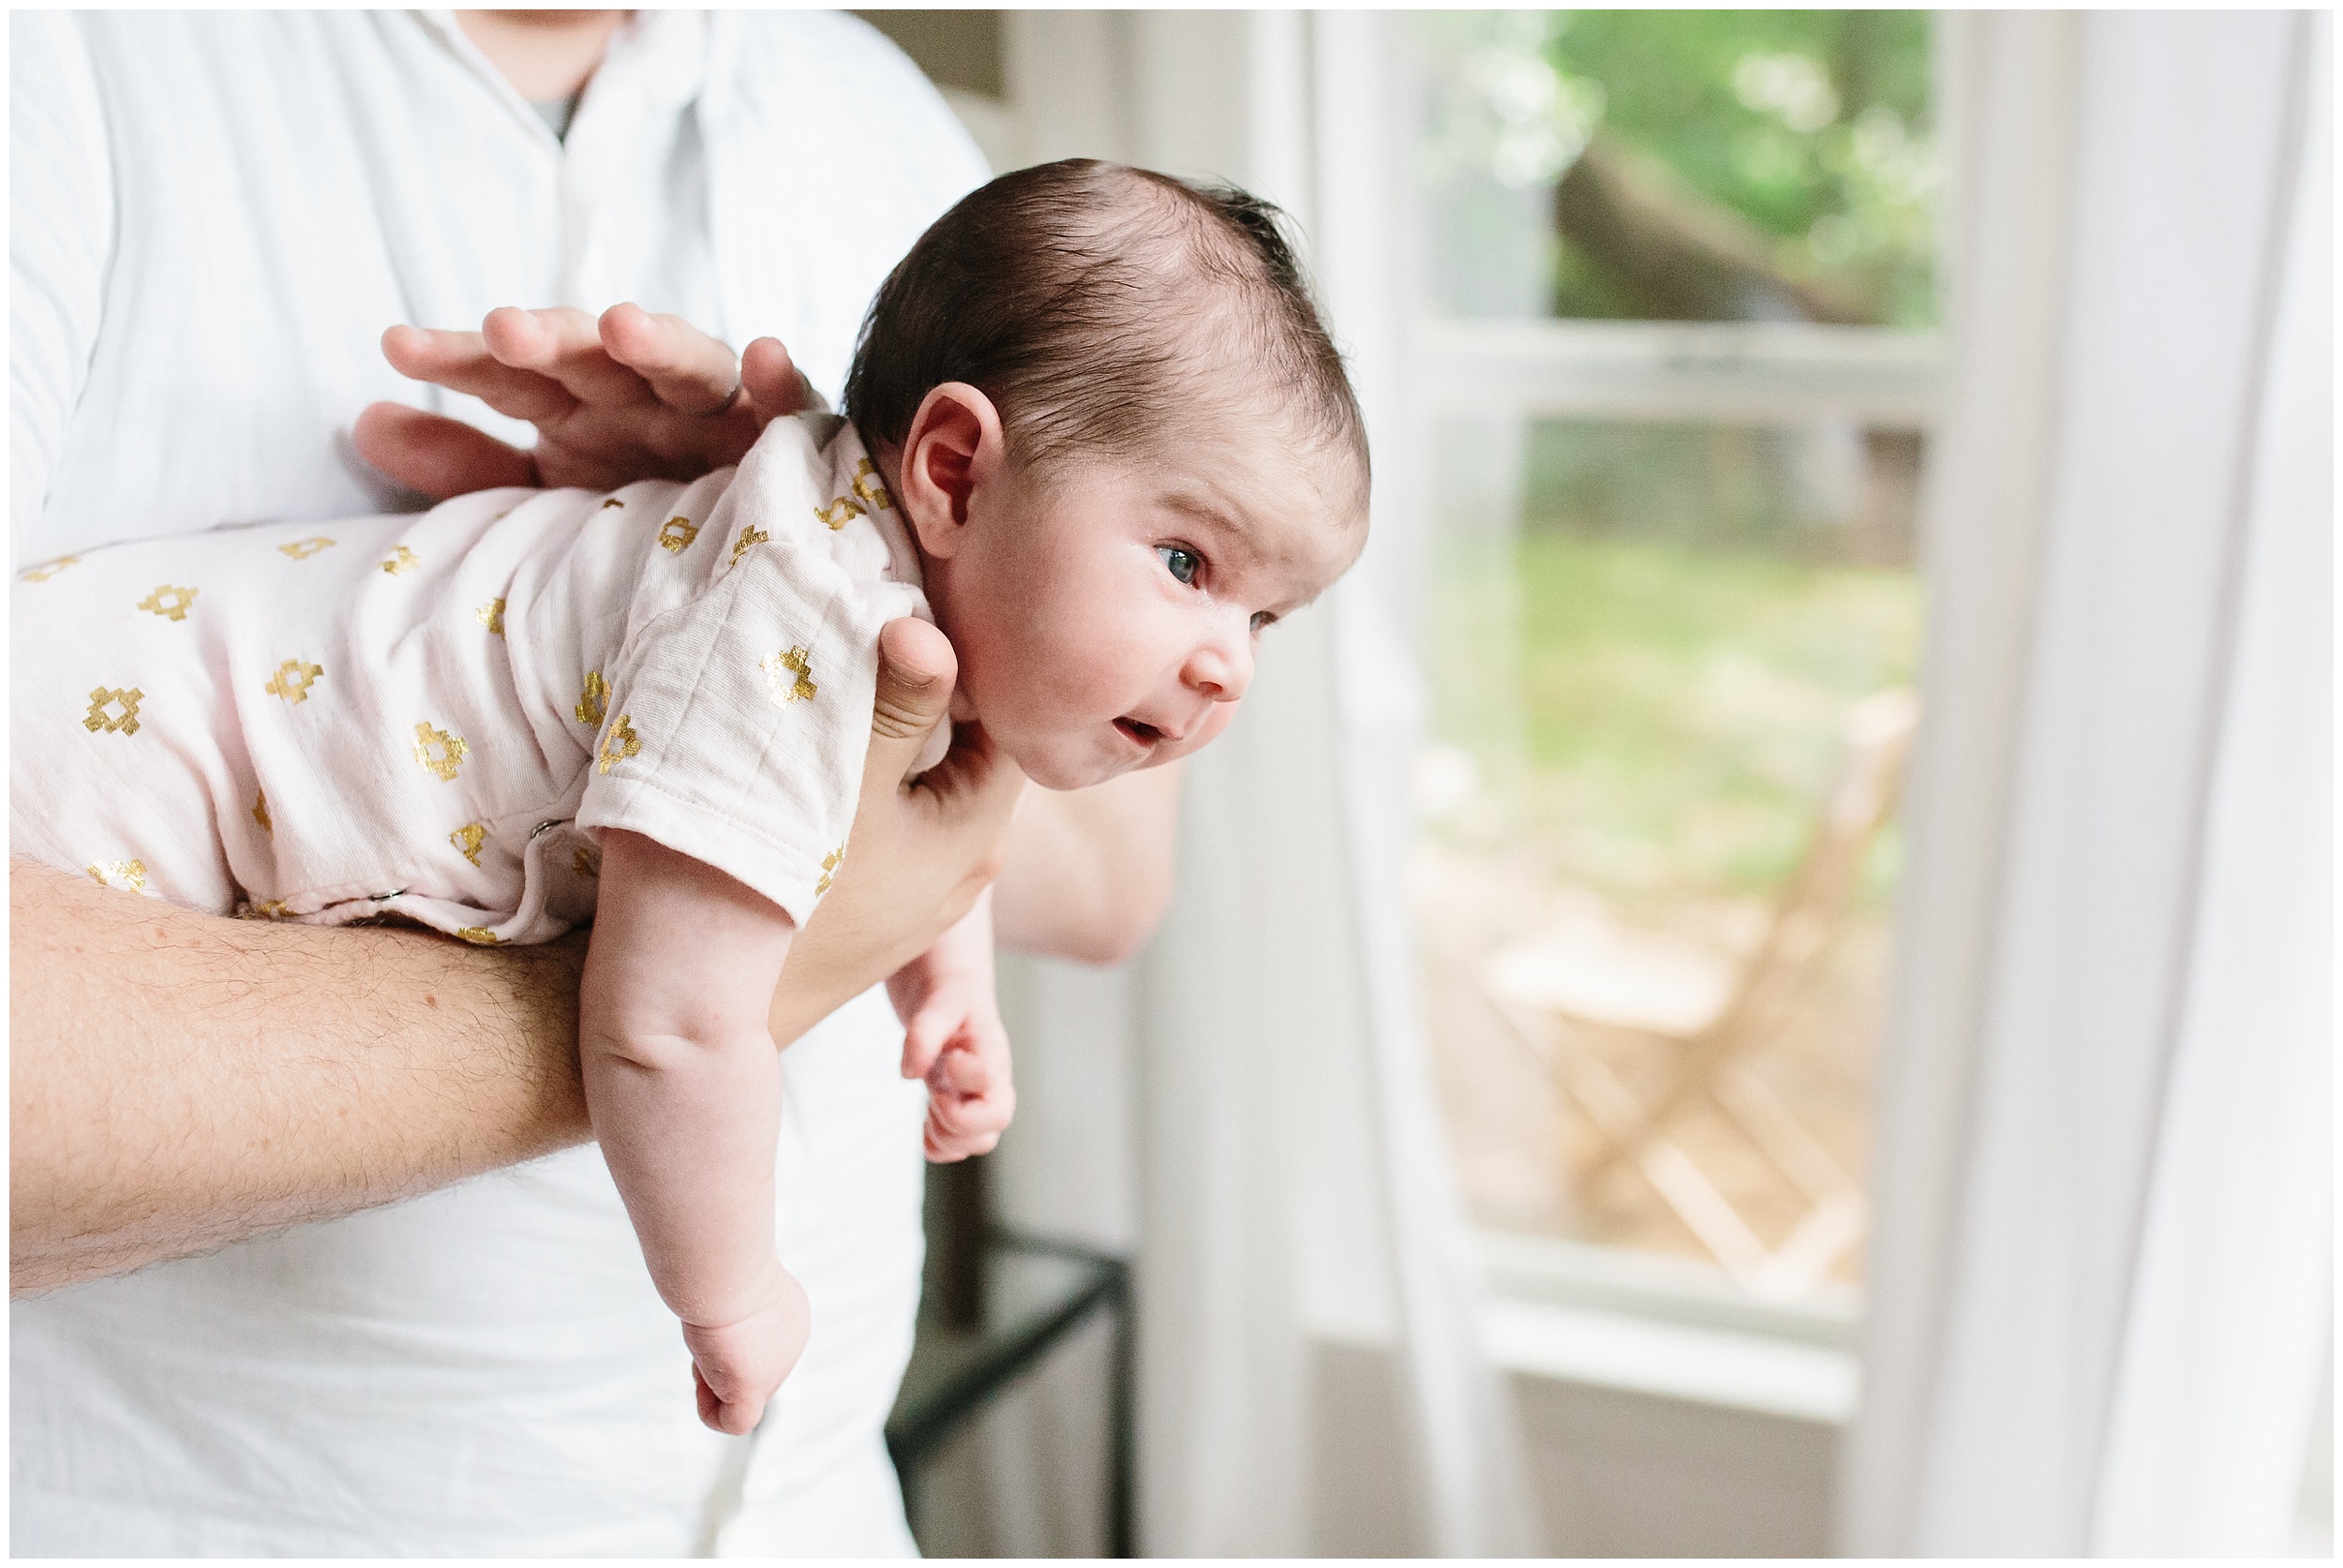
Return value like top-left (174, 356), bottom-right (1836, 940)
top-left (843, 159), bottom-right (1367, 505)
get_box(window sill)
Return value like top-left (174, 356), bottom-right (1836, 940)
top-left (1476, 1231), bottom-right (1861, 1426)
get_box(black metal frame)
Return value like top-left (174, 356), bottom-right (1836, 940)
top-left (886, 1228), bottom-right (1135, 1558)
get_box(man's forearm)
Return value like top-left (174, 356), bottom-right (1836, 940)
top-left (10, 859), bottom-right (590, 1296)
top-left (992, 763), bottom-right (1184, 964)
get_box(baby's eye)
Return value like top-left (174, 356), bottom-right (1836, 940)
top-left (1157, 545), bottom-right (1201, 586)
top-left (1250, 610), bottom-right (1277, 635)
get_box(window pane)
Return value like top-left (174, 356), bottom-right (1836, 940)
top-left (1414, 10), bottom-right (1940, 327)
top-left (1415, 415), bottom-right (1925, 1297)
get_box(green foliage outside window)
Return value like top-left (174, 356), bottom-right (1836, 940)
top-left (1415, 10), bottom-right (1939, 327)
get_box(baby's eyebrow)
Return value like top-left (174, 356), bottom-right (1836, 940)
top-left (1155, 488), bottom-right (1246, 539)
top-left (1157, 489), bottom-right (1280, 578)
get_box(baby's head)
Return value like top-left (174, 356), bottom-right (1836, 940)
top-left (843, 159), bottom-right (1369, 791)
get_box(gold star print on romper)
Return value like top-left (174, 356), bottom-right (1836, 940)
top-left (278, 537), bottom-right (335, 560)
top-left (813, 496), bottom-right (864, 531)
top-left (575, 671), bottom-right (608, 728)
top-left (761, 647), bottom-right (817, 706)
top-left (455, 927), bottom-right (500, 946)
top-left (597, 713), bottom-right (642, 774)
top-left (477, 599), bottom-right (506, 635)
top-left (263, 659), bottom-right (323, 704)
top-left (451, 822), bottom-right (486, 867)
top-left (658, 516), bottom-right (700, 552)
top-left (240, 898), bottom-right (291, 919)
top-left (381, 545), bottom-right (421, 575)
top-left (83, 688), bottom-right (142, 735)
top-left (413, 722), bottom-right (468, 781)
top-left (19, 556), bottom-right (78, 583)
top-left (252, 790), bottom-right (272, 833)
top-left (137, 584), bottom-right (200, 621)
top-left (730, 524), bottom-right (769, 566)
top-left (816, 844), bottom-right (844, 896)
top-left (85, 859), bottom-right (149, 894)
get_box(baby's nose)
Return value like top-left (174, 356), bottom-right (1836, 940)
top-left (1186, 627), bottom-right (1255, 703)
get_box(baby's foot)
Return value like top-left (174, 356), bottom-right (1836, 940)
top-left (679, 1268), bottom-right (812, 1435)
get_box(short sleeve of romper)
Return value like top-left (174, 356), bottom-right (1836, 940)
top-left (575, 412), bottom-right (931, 928)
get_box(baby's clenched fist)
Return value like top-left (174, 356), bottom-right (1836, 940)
top-left (900, 977), bottom-right (1016, 1163)
top-left (679, 1270), bottom-right (812, 1436)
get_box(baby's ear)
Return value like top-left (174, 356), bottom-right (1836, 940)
top-left (898, 382), bottom-right (1005, 558)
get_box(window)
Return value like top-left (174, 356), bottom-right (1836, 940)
top-left (1404, 11), bottom-right (1940, 1311)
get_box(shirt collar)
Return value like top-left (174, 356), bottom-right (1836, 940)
top-left (409, 9), bottom-right (709, 145)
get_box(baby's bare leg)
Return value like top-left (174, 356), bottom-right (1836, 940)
top-left (581, 828), bottom-right (808, 1435)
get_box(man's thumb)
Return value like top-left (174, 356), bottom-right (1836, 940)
top-left (351, 401), bottom-right (538, 501)
top-left (872, 618), bottom-right (957, 748)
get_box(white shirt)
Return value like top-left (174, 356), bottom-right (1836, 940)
top-left (9, 10), bottom-right (987, 1554)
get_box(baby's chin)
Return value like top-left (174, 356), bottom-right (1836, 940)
top-left (1014, 752), bottom-right (1140, 793)
top-left (1006, 732), bottom-right (1161, 793)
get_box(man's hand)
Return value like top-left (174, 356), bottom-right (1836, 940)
top-left (351, 304), bottom-right (813, 500)
top-left (769, 620), bottom-right (1028, 1047)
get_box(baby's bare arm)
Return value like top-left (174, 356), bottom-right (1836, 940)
top-left (581, 831), bottom-right (795, 1331)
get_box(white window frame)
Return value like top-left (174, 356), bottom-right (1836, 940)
top-left (1395, 77), bottom-right (1948, 1424)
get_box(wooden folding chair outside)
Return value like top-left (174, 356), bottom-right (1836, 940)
top-left (1484, 687), bottom-right (1919, 1296)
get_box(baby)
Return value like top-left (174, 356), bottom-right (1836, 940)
top-left (9, 159), bottom-right (1370, 1434)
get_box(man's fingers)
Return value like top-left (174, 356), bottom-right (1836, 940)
top-left (870, 620), bottom-right (1028, 834)
top-left (870, 619), bottom-right (958, 748)
top-left (600, 304), bottom-right (742, 415)
top-left (351, 403), bottom-right (539, 500)
top-left (741, 336), bottom-right (814, 422)
top-left (380, 324), bottom-right (579, 423)
top-left (483, 306), bottom-right (654, 409)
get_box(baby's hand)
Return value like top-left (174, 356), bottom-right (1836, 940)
top-left (899, 972), bottom-right (1016, 1163)
top-left (679, 1266), bottom-right (812, 1436)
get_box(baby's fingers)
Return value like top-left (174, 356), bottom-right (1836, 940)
top-left (924, 1075), bottom-right (1016, 1162)
top-left (924, 1109), bottom-right (1006, 1162)
top-left (692, 1354), bottom-right (775, 1436)
top-left (927, 1039), bottom-right (1002, 1098)
top-left (900, 1005), bottom-right (963, 1082)
top-left (694, 1366), bottom-right (724, 1431)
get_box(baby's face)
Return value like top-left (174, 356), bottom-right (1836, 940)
top-left (923, 421), bottom-right (1365, 792)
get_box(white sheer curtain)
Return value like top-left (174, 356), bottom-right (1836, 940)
top-left (983, 10), bottom-right (1542, 1557)
top-left (1845, 12), bottom-right (2333, 1555)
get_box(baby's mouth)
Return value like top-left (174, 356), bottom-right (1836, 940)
top-left (1114, 717), bottom-right (1164, 748)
